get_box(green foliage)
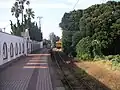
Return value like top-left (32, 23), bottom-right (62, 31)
top-left (72, 31), bottom-right (83, 47)
top-left (104, 55), bottom-right (120, 68)
top-left (49, 32), bottom-right (60, 48)
top-left (92, 40), bottom-right (103, 57)
top-left (105, 55), bottom-right (114, 60)
top-left (10, 20), bottom-right (22, 36)
top-left (59, 10), bottom-right (83, 55)
top-left (29, 23), bottom-right (43, 41)
top-left (11, 0), bottom-right (30, 32)
top-left (76, 36), bottom-right (92, 60)
top-left (111, 55), bottom-right (120, 63)
top-left (105, 55), bottom-right (120, 62)
top-left (80, 53), bottom-right (91, 60)
top-left (60, 1), bottom-right (120, 60)
top-left (10, 0), bottom-right (43, 41)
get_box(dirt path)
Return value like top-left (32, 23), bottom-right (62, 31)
top-left (75, 61), bottom-right (120, 90)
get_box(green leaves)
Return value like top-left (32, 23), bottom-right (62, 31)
top-left (59, 10), bottom-right (83, 55)
top-left (60, 1), bottom-right (120, 58)
top-left (76, 36), bottom-right (92, 60)
top-left (10, 0), bottom-right (42, 41)
top-left (29, 23), bottom-right (43, 42)
top-left (26, 8), bottom-right (35, 19)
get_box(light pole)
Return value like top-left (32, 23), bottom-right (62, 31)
top-left (37, 16), bottom-right (43, 30)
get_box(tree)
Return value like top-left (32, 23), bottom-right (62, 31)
top-left (11, 0), bottom-right (30, 32)
top-left (76, 36), bottom-right (92, 60)
top-left (17, 0), bottom-right (30, 32)
top-left (56, 36), bottom-right (60, 41)
top-left (26, 8), bottom-right (35, 19)
top-left (60, 1), bottom-right (120, 58)
top-left (10, 0), bottom-right (43, 41)
top-left (49, 32), bottom-right (57, 48)
top-left (25, 8), bottom-right (35, 30)
top-left (11, 1), bottom-right (21, 24)
top-left (59, 10), bottom-right (83, 55)
top-left (10, 20), bottom-right (22, 36)
top-left (29, 22), bottom-right (43, 41)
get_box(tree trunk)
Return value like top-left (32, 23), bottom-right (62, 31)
top-left (22, 10), bottom-right (24, 32)
top-left (17, 18), bottom-right (18, 27)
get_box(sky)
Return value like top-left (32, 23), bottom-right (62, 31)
top-left (0, 0), bottom-right (114, 39)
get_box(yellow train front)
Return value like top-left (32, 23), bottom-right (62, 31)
top-left (55, 40), bottom-right (62, 51)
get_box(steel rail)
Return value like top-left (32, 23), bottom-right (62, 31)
top-left (52, 51), bottom-right (74, 90)
top-left (57, 52), bottom-right (93, 90)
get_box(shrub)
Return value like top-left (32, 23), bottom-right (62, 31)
top-left (76, 36), bottom-right (92, 60)
top-left (94, 55), bottom-right (102, 61)
top-left (81, 53), bottom-right (91, 60)
top-left (92, 40), bottom-right (103, 57)
top-left (112, 60), bottom-right (118, 66)
top-left (105, 55), bottom-right (114, 60)
top-left (111, 55), bottom-right (120, 63)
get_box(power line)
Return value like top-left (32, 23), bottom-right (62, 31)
top-left (63, 0), bottom-right (80, 33)
top-left (73, 0), bottom-right (80, 10)
top-left (59, 0), bottom-right (80, 34)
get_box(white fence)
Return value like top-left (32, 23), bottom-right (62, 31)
top-left (0, 32), bottom-right (42, 65)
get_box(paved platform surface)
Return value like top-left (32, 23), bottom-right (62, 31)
top-left (0, 49), bottom-right (53, 90)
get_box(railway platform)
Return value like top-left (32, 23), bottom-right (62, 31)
top-left (0, 49), bottom-right (53, 90)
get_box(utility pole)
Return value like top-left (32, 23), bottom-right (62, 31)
top-left (37, 16), bottom-right (43, 30)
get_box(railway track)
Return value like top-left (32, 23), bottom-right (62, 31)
top-left (52, 51), bottom-right (94, 90)
top-left (56, 51), bottom-right (110, 90)
top-left (57, 52), bottom-right (93, 90)
top-left (52, 51), bottom-right (74, 90)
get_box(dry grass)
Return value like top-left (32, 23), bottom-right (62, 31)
top-left (75, 61), bottom-right (120, 90)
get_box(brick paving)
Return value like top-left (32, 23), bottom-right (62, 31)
top-left (0, 51), bottom-right (53, 90)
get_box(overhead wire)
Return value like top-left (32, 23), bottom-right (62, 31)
top-left (73, 0), bottom-right (80, 10)
top-left (60, 0), bottom-right (80, 51)
top-left (63, 0), bottom-right (80, 32)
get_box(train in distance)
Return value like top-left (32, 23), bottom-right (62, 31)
top-left (54, 40), bottom-right (62, 51)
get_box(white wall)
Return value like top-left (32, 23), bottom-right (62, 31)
top-left (40, 41), bottom-right (43, 48)
top-left (0, 32), bottom-right (43, 65)
top-left (0, 32), bottom-right (27, 65)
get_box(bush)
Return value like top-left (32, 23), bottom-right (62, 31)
top-left (76, 36), bottom-right (92, 60)
top-left (112, 60), bottom-right (118, 66)
top-left (81, 53), bottom-right (91, 60)
top-left (94, 55), bottom-right (102, 61)
top-left (104, 55), bottom-right (120, 68)
top-left (111, 55), bottom-right (120, 63)
top-left (105, 55), bottom-right (114, 60)
top-left (92, 40), bottom-right (103, 57)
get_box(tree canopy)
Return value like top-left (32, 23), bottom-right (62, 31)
top-left (10, 0), bottom-right (43, 42)
top-left (49, 32), bottom-right (60, 48)
top-left (59, 1), bottom-right (120, 58)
